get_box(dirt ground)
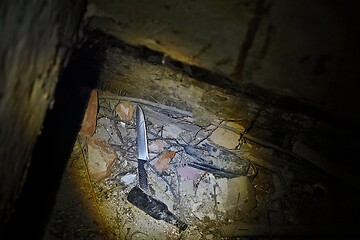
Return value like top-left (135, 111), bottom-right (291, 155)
top-left (42, 30), bottom-right (360, 240)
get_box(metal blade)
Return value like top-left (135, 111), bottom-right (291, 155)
top-left (136, 105), bottom-right (149, 161)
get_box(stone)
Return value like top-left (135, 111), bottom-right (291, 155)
top-left (86, 137), bottom-right (117, 180)
top-left (180, 179), bottom-right (195, 197)
top-left (115, 101), bottom-right (136, 123)
top-left (215, 178), bottom-right (228, 213)
top-left (205, 234), bottom-right (214, 240)
top-left (121, 173), bottom-right (136, 185)
top-left (210, 121), bottom-right (245, 149)
top-left (148, 139), bottom-right (164, 153)
top-left (177, 166), bottom-right (201, 180)
top-left (79, 90), bottom-right (98, 136)
top-left (162, 123), bottom-right (183, 138)
top-left (191, 173), bottom-right (218, 220)
top-left (154, 150), bottom-right (175, 172)
top-left (226, 176), bottom-right (256, 213)
top-left (224, 121), bottom-right (246, 133)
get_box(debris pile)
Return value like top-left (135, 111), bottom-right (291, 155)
top-left (72, 91), bottom-right (262, 234)
top-left (68, 91), bottom-right (344, 238)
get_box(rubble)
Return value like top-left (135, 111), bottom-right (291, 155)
top-left (148, 139), bottom-right (164, 153)
top-left (80, 95), bottom-right (257, 226)
top-left (209, 121), bottom-right (245, 149)
top-left (177, 166), bottom-right (201, 181)
top-left (63, 92), bottom-right (350, 239)
top-left (225, 176), bottom-right (256, 214)
top-left (115, 100), bottom-right (136, 123)
top-left (79, 89), bottom-right (98, 136)
top-left (120, 173), bottom-right (136, 185)
top-left (86, 136), bottom-right (116, 180)
top-left (154, 150), bottom-right (175, 172)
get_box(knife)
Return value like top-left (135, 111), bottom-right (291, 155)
top-left (129, 105), bottom-right (188, 231)
top-left (136, 105), bottom-right (149, 190)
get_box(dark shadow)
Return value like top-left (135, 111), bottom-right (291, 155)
top-left (3, 36), bottom-right (104, 239)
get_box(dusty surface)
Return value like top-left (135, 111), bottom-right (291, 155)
top-left (86, 0), bottom-right (250, 77)
top-left (85, 0), bottom-right (360, 123)
top-left (43, 31), bottom-right (360, 239)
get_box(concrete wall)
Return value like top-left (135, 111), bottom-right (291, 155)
top-left (244, 0), bottom-right (359, 122)
top-left (0, 0), bottom-right (85, 231)
top-left (86, 0), bottom-right (359, 124)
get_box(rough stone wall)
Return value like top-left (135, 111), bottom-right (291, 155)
top-left (0, 0), bottom-right (85, 230)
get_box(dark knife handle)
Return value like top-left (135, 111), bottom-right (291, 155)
top-left (138, 159), bottom-right (148, 190)
top-left (127, 186), bottom-right (188, 231)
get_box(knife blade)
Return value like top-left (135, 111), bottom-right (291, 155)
top-left (136, 105), bottom-right (149, 190)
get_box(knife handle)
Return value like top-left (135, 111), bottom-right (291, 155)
top-left (138, 159), bottom-right (148, 190)
top-left (127, 186), bottom-right (188, 231)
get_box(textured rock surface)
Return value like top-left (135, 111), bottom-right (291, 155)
top-left (80, 89), bottom-right (98, 136)
top-left (226, 176), bottom-right (256, 214)
top-left (210, 121), bottom-right (245, 149)
top-left (86, 0), bottom-right (249, 76)
top-left (86, 137), bottom-right (116, 180)
top-left (0, 0), bottom-right (85, 233)
top-left (155, 150), bottom-right (175, 172)
top-left (115, 100), bottom-right (136, 123)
